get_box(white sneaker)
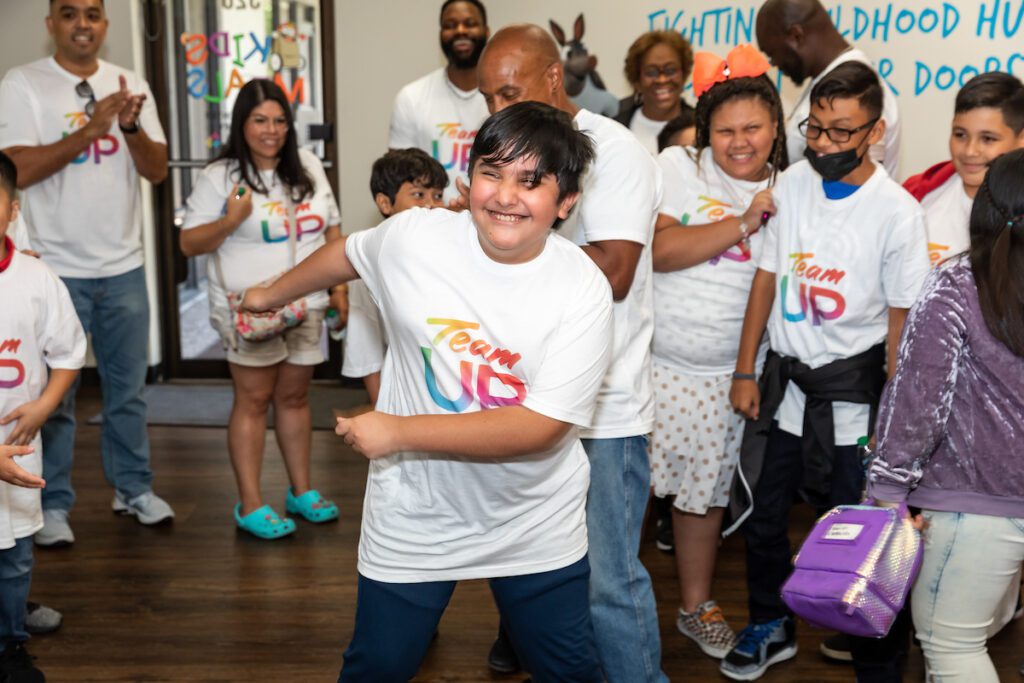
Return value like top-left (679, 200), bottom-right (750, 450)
top-left (113, 491), bottom-right (175, 525)
top-left (34, 509), bottom-right (74, 547)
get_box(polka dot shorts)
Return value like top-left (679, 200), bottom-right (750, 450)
top-left (650, 363), bottom-right (744, 514)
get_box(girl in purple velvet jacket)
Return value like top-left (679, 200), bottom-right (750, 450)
top-left (869, 148), bottom-right (1024, 683)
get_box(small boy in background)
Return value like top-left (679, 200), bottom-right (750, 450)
top-left (342, 148), bottom-right (448, 405)
top-left (656, 110), bottom-right (697, 153)
top-left (0, 151), bottom-right (86, 681)
top-left (903, 71), bottom-right (1024, 265)
top-left (723, 63), bottom-right (929, 681)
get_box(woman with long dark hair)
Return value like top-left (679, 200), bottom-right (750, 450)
top-left (180, 79), bottom-right (342, 539)
top-left (869, 148), bottom-right (1024, 681)
top-left (649, 45), bottom-right (787, 659)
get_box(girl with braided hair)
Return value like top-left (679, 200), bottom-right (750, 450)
top-left (648, 44), bottom-right (786, 660)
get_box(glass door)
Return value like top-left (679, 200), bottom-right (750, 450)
top-left (146, 0), bottom-right (338, 379)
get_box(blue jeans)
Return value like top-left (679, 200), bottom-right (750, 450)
top-left (338, 557), bottom-right (601, 683)
top-left (0, 538), bottom-right (33, 646)
top-left (583, 436), bottom-right (667, 683)
top-left (41, 267), bottom-right (153, 510)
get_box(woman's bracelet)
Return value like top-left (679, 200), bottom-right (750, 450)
top-left (732, 371), bottom-right (757, 381)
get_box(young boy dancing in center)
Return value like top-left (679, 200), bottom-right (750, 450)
top-left (243, 102), bottom-right (613, 682)
top-left (722, 62), bottom-right (930, 681)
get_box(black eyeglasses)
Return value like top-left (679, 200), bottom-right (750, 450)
top-left (641, 64), bottom-right (681, 80)
top-left (75, 80), bottom-right (96, 118)
top-left (798, 117), bottom-right (879, 143)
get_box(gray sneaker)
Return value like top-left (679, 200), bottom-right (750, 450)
top-left (34, 509), bottom-right (74, 547)
top-left (25, 602), bottom-right (62, 635)
top-left (113, 491), bottom-right (175, 525)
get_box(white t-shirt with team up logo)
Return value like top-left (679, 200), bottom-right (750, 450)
top-left (388, 67), bottom-right (489, 203)
top-left (342, 279), bottom-right (385, 379)
top-left (345, 208), bottom-right (613, 583)
top-left (920, 172), bottom-right (972, 266)
top-left (759, 160), bottom-right (929, 445)
top-left (654, 146), bottom-right (768, 375)
top-left (556, 108), bottom-right (661, 439)
top-left (0, 58), bottom-right (166, 278)
top-left (0, 250), bottom-right (86, 549)
top-left (183, 148), bottom-right (340, 313)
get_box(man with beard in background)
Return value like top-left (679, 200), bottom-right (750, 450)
top-left (388, 0), bottom-right (490, 203)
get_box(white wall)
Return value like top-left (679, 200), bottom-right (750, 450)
top-left (0, 0), bottom-right (162, 368)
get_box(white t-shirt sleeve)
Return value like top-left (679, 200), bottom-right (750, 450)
top-left (342, 281), bottom-right (384, 378)
top-left (757, 215), bottom-right (780, 274)
top-left (656, 148), bottom-right (697, 220)
top-left (0, 72), bottom-right (39, 148)
top-left (345, 216), bottom-right (403, 298)
top-left (39, 270), bottom-right (87, 370)
top-left (182, 165), bottom-right (229, 230)
top-left (578, 137), bottom-right (658, 245)
top-left (522, 274), bottom-right (613, 427)
top-left (388, 87), bottom-right (416, 150)
top-left (882, 210), bottom-right (930, 308)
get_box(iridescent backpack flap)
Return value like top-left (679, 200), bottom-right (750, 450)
top-left (781, 502), bottom-right (923, 637)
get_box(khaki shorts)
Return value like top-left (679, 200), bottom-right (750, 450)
top-left (215, 308), bottom-right (326, 368)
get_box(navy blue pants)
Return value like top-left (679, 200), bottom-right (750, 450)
top-left (0, 537), bottom-right (32, 648)
top-left (338, 556), bottom-right (601, 682)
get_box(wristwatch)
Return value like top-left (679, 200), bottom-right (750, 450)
top-left (119, 121), bottom-right (140, 134)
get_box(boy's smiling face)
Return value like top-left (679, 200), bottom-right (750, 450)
top-left (468, 155), bottom-right (578, 265)
top-left (949, 106), bottom-right (1024, 197)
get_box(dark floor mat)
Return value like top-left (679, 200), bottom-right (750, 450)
top-left (87, 382), bottom-right (369, 430)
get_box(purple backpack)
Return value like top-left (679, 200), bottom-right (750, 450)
top-left (781, 502), bottom-right (923, 638)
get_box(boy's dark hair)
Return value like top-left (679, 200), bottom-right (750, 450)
top-left (440, 0), bottom-right (486, 26)
top-left (955, 72), bottom-right (1024, 134)
top-left (0, 151), bottom-right (17, 198)
top-left (970, 147), bottom-right (1024, 357)
top-left (810, 61), bottom-right (883, 121)
top-left (468, 101), bottom-right (595, 204)
top-left (693, 75), bottom-right (789, 180)
top-left (370, 149), bottom-right (448, 203)
top-left (656, 109), bottom-right (697, 153)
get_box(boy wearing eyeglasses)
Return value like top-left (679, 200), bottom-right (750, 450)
top-left (721, 62), bottom-right (929, 681)
top-left (0, 0), bottom-right (171, 546)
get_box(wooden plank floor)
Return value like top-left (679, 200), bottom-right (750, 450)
top-left (29, 385), bottom-right (1022, 682)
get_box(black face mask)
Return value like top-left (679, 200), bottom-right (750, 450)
top-left (804, 146), bottom-right (862, 182)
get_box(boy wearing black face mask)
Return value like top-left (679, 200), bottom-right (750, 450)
top-left (719, 62), bottom-right (930, 682)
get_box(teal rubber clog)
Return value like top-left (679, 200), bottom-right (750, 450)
top-left (234, 504), bottom-right (296, 539)
top-left (285, 488), bottom-right (339, 523)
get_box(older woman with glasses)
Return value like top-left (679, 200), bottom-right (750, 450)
top-left (615, 31), bottom-right (696, 155)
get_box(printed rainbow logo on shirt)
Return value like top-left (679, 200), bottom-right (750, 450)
top-left (927, 242), bottom-right (950, 266)
top-left (0, 339), bottom-right (25, 389)
top-left (680, 195), bottom-right (752, 265)
top-left (779, 252), bottom-right (847, 326)
top-left (260, 200), bottom-right (325, 243)
top-left (421, 318), bottom-right (525, 412)
top-left (63, 112), bottom-right (119, 165)
top-left (432, 123), bottom-right (477, 173)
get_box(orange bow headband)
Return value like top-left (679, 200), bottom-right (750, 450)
top-left (691, 44), bottom-right (771, 99)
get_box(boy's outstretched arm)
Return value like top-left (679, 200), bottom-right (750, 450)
top-left (242, 236), bottom-right (358, 312)
top-left (0, 445), bottom-right (44, 489)
top-left (0, 368), bottom-right (78, 446)
top-left (729, 268), bottom-right (776, 420)
top-left (336, 406), bottom-right (572, 460)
